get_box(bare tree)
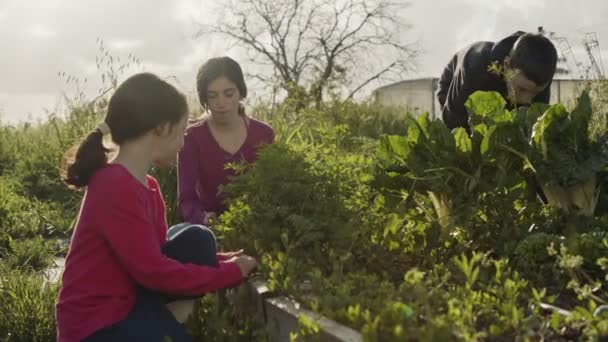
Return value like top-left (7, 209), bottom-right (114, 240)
top-left (199, 0), bottom-right (417, 109)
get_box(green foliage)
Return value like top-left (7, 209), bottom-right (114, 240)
top-left (3, 72), bottom-right (608, 341)
top-left (314, 100), bottom-right (410, 139)
top-left (217, 135), bottom-right (381, 277)
top-left (0, 265), bottom-right (59, 342)
top-left (1, 237), bottom-right (57, 272)
top-left (255, 99), bottom-right (409, 150)
top-left (187, 287), bottom-right (268, 342)
top-left (349, 253), bottom-right (565, 341)
top-left (1, 107), bottom-right (99, 205)
top-left (0, 176), bottom-right (73, 240)
top-left (527, 91), bottom-right (608, 215)
top-left (530, 92), bottom-right (598, 185)
top-left (150, 165), bottom-right (182, 226)
top-left (512, 233), bottom-right (563, 287)
top-left (376, 113), bottom-right (481, 227)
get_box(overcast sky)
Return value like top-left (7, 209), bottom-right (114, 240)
top-left (1, 0), bottom-right (607, 123)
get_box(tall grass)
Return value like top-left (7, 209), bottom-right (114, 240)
top-left (0, 264), bottom-right (59, 342)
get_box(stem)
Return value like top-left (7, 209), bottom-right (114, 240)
top-left (542, 175), bottom-right (599, 216)
top-left (542, 184), bottom-right (570, 213)
top-left (569, 175), bottom-right (598, 216)
top-left (428, 191), bottom-right (453, 229)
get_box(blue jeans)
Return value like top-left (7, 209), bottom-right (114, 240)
top-left (83, 224), bottom-right (217, 342)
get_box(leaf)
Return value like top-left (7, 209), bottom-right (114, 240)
top-left (531, 103), bottom-right (569, 159)
top-left (393, 302), bottom-right (414, 320)
top-left (385, 213), bottom-right (402, 235)
top-left (570, 135), bottom-right (608, 184)
top-left (569, 90), bottom-right (593, 152)
top-left (454, 127), bottom-right (472, 154)
top-left (6, 290), bottom-right (18, 300)
top-left (524, 103), bottom-right (551, 134)
top-left (570, 90), bottom-right (592, 134)
top-left (377, 135), bottom-right (409, 167)
top-left (415, 112), bottom-right (431, 137)
top-left (429, 119), bottom-right (456, 152)
top-left (466, 91), bottom-right (507, 126)
top-left (481, 125), bottom-right (497, 155)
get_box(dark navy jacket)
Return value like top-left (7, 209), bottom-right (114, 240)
top-left (437, 31), bottom-right (552, 130)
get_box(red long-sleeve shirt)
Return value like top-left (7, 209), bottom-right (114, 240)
top-left (55, 164), bottom-right (243, 342)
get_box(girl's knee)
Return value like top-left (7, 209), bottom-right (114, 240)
top-left (163, 225), bottom-right (218, 266)
top-left (174, 225), bottom-right (216, 247)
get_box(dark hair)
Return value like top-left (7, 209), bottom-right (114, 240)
top-left (508, 33), bottom-right (558, 86)
top-left (62, 72), bottom-right (188, 188)
top-left (196, 56), bottom-right (247, 114)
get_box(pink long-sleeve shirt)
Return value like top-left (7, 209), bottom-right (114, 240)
top-left (177, 116), bottom-right (274, 224)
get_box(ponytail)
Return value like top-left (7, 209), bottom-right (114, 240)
top-left (62, 129), bottom-right (110, 189)
top-left (60, 72), bottom-right (188, 189)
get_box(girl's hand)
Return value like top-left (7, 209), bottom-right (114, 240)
top-left (217, 249), bottom-right (244, 259)
top-left (230, 255), bottom-right (258, 278)
top-left (204, 212), bottom-right (218, 225)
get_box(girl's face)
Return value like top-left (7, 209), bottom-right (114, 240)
top-left (206, 76), bottom-right (241, 122)
top-left (153, 114), bottom-right (188, 168)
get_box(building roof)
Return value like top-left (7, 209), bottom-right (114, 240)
top-left (373, 77), bottom-right (438, 92)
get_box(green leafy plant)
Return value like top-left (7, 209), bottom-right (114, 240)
top-left (527, 91), bottom-right (608, 216)
top-left (375, 113), bottom-right (480, 229)
top-left (0, 265), bottom-right (59, 342)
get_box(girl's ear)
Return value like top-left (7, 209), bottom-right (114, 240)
top-left (153, 122), bottom-right (171, 137)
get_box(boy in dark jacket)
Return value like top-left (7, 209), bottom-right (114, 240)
top-left (438, 31), bottom-right (558, 130)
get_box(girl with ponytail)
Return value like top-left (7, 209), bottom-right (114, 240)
top-left (56, 72), bottom-right (257, 342)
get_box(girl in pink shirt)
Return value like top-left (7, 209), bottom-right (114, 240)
top-left (55, 73), bottom-right (257, 342)
top-left (178, 57), bottom-right (274, 225)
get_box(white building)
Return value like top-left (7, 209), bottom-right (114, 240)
top-left (372, 77), bottom-right (590, 119)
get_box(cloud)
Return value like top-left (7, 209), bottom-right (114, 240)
top-left (107, 39), bottom-right (145, 50)
top-left (1, 0), bottom-right (608, 123)
top-left (407, 0), bottom-right (608, 77)
top-left (0, 92), bottom-right (62, 123)
top-left (28, 24), bottom-right (57, 38)
top-left (0, 0), bottom-right (199, 92)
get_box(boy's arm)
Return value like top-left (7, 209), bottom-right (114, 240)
top-left (437, 53), bottom-right (473, 130)
top-left (437, 54), bottom-right (458, 108)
